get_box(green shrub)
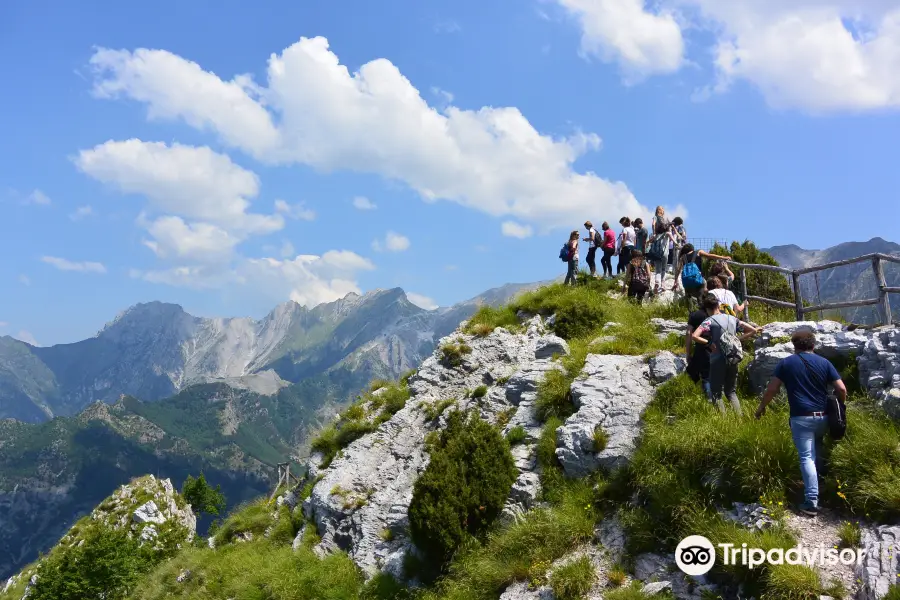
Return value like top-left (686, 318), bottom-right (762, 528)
top-left (362, 572), bottom-right (412, 599)
top-left (269, 505), bottom-right (298, 546)
top-left (408, 411), bottom-right (517, 566)
top-left (181, 472), bottom-right (226, 518)
top-left (400, 368), bottom-right (417, 386)
top-left (604, 581), bottom-right (668, 600)
top-left (537, 417), bottom-right (566, 502)
top-left (549, 556), bottom-right (595, 600)
top-left (883, 585), bottom-right (900, 600)
top-left (440, 340), bottom-right (473, 368)
top-left (763, 564), bottom-right (824, 599)
top-left (417, 481), bottom-right (596, 600)
top-left (464, 305), bottom-right (519, 336)
top-left (471, 385), bottom-right (488, 399)
top-left (370, 379), bottom-right (391, 392)
top-left (213, 499), bottom-right (274, 545)
top-left (507, 425), bottom-right (527, 446)
top-left (424, 398), bottom-right (457, 421)
top-left (31, 526), bottom-right (154, 600)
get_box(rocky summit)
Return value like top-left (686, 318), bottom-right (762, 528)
top-left (6, 273), bottom-right (900, 600)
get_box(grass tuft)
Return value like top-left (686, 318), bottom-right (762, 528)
top-left (549, 556), bottom-right (595, 600)
top-left (506, 426), bottom-right (527, 446)
top-left (440, 340), bottom-right (473, 368)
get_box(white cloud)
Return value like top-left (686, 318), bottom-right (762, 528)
top-left (15, 330), bottom-right (39, 346)
top-left (274, 199), bottom-right (316, 220)
top-left (685, 1), bottom-right (900, 111)
top-left (373, 231), bottom-right (411, 252)
top-left (18, 275), bottom-right (31, 286)
top-left (352, 196), bottom-right (377, 210)
top-left (431, 86), bottom-right (455, 103)
top-left (70, 205), bottom-right (94, 220)
top-left (41, 256), bottom-right (107, 274)
top-left (25, 189), bottom-right (51, 205)
top-left (554, 0), bottom-right (685, 80)
top-left (501, 221), bottom-right (534, 239)
top-left (235, 251), bottom-right (376, 306)
top-left (407, 292), bottom-right (439, 310)
top-left (75, 139), bottom-right (282, 234)
top-left (280, 240), bottom-right (296, 258)
top-left (86, 37), bottom-right (650, 234)
top-left (553, 0), bottom-right (900, 111)
top-left (140, 215), bottom-right (240, 263)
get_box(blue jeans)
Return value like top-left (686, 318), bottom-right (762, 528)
top-left (790, 416), bottom-right (829, 506)
top-left (565, 258), bottom-right (579, 286)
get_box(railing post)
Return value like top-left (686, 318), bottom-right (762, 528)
top-left (791, 271), bottom-right (804, 321)
top-left (740, 268), bottom-right (749, 322)
top-left (873, 256), bottom-right (892, 325)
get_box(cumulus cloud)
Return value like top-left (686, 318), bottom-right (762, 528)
top-left (41, 256), bottom-right (107, 274)
top-left (15, 330), bottom-right (39, 346)
top-left (407, 292), bottom-right (439, 310)
top-left (352, 196), bottom-right (377, 210)
top-left (140, 215), bottom-right (240, 263)
top-left (70, 205), bottom-right (94, 220)
top-left (501, 221), bottom-right (534, 239)
top-left (554, 0), bottom-right (685, 80)
top-left (75, 139), bottom-right (282, 234)
top-left (372, 231), bottom-right (411, 252)
top-left (552, 0), bottom-right (900, 111)
top-left (24, 189), bottom-right (51, 205)
top-left (87, 37), bottom-right (649, 233)
top-left (274, 199), bottom-right (316, 220)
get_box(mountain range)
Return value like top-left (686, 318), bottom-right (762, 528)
top-left (0, 281), bottom-right (542, 578)
top-left (763, 237), bottom-right (900, 324)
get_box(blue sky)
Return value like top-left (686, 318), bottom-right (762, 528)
top-left (2, 0), bottom-right (900, 346)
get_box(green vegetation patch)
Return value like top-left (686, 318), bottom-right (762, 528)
top-left (440, 340), bottom-right (474, 368)
top-left (409, 410), bottom-right (518, 567)
top-left (549, 556), bottom-right (596, 600)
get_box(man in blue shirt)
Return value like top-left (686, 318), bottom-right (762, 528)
top-left (754, 329), bottom-right (848, 516)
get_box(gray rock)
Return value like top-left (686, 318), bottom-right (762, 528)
top-left (634, 552), bottom-right (718, 600)
top-left (500, 472), bottom-right (542, 526)
top-left (534, 335), bottom-right (570, 360)
top-left (207, 536), bottom-right (215, 549)
top-left (651, 318), bottom-right (685, 339)
top-left (856, 525), bottom-right (900, 600)
top-left (648, 351), bottom-right (686, 384)
top-left (304, 321), bottom-right (557, 579)
top-left (276, 491), bottom-right (298, 510)
top-left (642, 581), bottom-right (673, 595)
top-left (595, 516), bottom-right (626, 563)
top-left (139, 524), bottom-right (158, 542)
top-left (498, 581), bottom-right (553, 600)
top-left (132, 501), bottom-right (166, 525)
top-left (556, 355), bottom-right (653, 477)
top-left (721, 502), bottom-right (776, 531)
top-left (292, 524), bottom-right (307, 551)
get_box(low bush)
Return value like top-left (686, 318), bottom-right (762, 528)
top-left (471, 385), bottom-right (488, 399)
top-left (418, 481), bottom-right (596, 600)
top-left (464, 305), bottom-right (519, 336)
top-left (213, 498), bottom-right (274, 545)
top-left (606, 566), bottom-right (627, 587)
top-left (440, 340), bottom-right (473, 368)
top-left (549, 556), bottom-right (595, 600)
top-left (592, 426), bottom-right (609, 453)
top-left (408, 411), bottom-right (517, 567)
top-left (837, 520), bottom-right (862, 548)
top-left (424, 398), bottom-right (457, 422)
top-left (506, 426), bottom-right (527, 446)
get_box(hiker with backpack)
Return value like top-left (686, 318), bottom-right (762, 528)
top-left (754, 330), bottom-right (848, 517)
top-left (673, 244), bottom-right (732, 306)
top-left (600, 222), bottom-right (617, 278)
top-left (622, 250), bottom-right (651, 303)
top-left (706, 276), bottom-right (748, 317)
top-left (648, 207), bottom-right (673, 293)
top-left (691, 294), bottom-right (760, 416)
top-left (709, 260), bottom-right (736, 289)
top-left (616, 217), bottom-right (636, 275)
top-left (583, 221), bottom-right (600, 277)
top-left (633, 218), bottom-right (649, 255)
top-left (562, 230), bottom-right (580, 286)
top-left (671, 217), bottom-right (687, 267)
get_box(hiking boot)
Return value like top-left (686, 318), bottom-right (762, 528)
top-left (797, 501), bottom-right (819, 517)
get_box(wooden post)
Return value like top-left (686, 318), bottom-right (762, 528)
top-left (873, 256), bottom-right (892, 325)
top-left (740, 268), bottom-right (749, 322)
top-left (791, 271), bottom-right (804, 321)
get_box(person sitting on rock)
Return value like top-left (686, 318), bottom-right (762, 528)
top-left (754, 330), bottom-right (848, 517)
top-left (691, 294), bottom-right (760, 416)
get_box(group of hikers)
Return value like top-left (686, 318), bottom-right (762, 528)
top-left (559, 205), bottom-right (847, 517)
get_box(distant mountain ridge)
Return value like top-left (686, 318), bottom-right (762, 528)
top-left (0, 283), bottom-right (544, 423)
top-left (763, 237), bottom-right (900, 324)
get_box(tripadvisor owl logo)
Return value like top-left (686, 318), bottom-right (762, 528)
top-left (675, 535), bottom-right (716, 576)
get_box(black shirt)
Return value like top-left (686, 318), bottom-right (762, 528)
top-left (687, 310), bottom-right (710, 378)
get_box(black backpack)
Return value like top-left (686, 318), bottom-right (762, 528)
top-left (798, 354), bottom-right (847, 440)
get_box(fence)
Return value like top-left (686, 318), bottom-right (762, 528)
top-left (727, 253), bottom-right (900, 325)
top-left (687, 238), bottom-right (729, 253)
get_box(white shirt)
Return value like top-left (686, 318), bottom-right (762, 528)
top-left (621, 226), bottom-right (636, 248)
top-left (588, 227), bottom-right (597, 248)
top-left (709, 288), bottom-right (738, 307)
